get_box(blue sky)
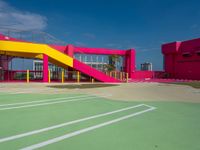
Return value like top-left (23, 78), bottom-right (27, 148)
top-left (1, 0), bottom-right (200, 70)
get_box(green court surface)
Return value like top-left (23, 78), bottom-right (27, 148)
top-left (0, 93), bottom-right (200, 150)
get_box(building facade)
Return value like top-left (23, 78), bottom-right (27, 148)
top-left (141, 62), bottom-right (152, 71)
top-left (162, 38), bottom-right (200, 80)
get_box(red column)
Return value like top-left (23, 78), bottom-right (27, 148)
top-left (66, 45), bottom-right (75, 80)
top-left (43, 54), bottom-right (49, 82)
top-left (125, 49), bottom-right (136, 79)
top-left (65, 44), bottom-right (74, 57)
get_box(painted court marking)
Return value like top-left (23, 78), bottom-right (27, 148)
top-left (0, 88), bottom-right (76, 95)
top-left (0, 94), bottom-right (111, 111)
top-left (9, 89), bottom-right (67, 94)
top-left (21, 105), bottom-right (156, 150)
top-left (0, 104), bottom-right (153, 143)
top-left (0, 91), bottom-right (32, 95)
top-left (0, 95), bottom-right (98, 107)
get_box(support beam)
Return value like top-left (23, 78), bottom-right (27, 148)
top-left (125, 49), bottom-right (135, 79)
top-left (120, 72), bottom-right (123, 81)
top-left (77, 71), bottom-right (80, 83)
top-left (26, 70), bottom-right (29, 83)
top-left (61, 70), bottom-right (64, 83)
top-left (48, 70), bottom-right (51, 83)
top-left (126, 73), bottom-right (129, 83)
top-left (114, 71), bottom-right (117, 79)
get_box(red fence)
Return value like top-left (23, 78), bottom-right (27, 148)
top-left (131, 71), bottom-right (167, 79)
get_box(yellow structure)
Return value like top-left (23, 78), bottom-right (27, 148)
top-left (26, 70), bottom-right (29, 83)
top-left (120, 72), bottom-right (123, 81)
top-left (61, 70), bottom-right (64, 83)
top-left (77, 71), bottom-right (80, 83)
top-left (0, 41), bottom-right (73, 68)
top-left (126, 73), bottom-right (129, 83)
top-left (48, 70), bottom-right (51, 83)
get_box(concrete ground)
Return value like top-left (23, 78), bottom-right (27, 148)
top-left (0, 82), bottom-right (200, 103)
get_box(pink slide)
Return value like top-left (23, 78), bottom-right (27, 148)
top-left (73, 59), bottom-right (120, 82)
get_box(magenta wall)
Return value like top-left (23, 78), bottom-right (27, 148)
top-left (125, 49), bottom-right (135, 78)
top-left (51, 44), bottom-right (137, 80)
top-left (162, 38), bottom-right (200, 80)
top-left (74, 47), bottom-right (127, 55)
top-left (131, 71), bottom-right (154, 79)
top-left (65, 45), bottom-right (136, 76)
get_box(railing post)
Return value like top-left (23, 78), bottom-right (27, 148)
top-left (48, 70), bottom-right (51, 83)
top-left (126, 72), bottom-right (129, 83)
top-left (120, 72), bottom-right (123, 81)
top-left (77, 71), bottom-right (80, 83)
top-left (109, 72), bottom-right (112, 77)
top-left (26, 70), bottom-right (29, 83)
top-left (114, 71), bottom-right (117, 79)
top-left (61, 70), bottom-right (64, 83)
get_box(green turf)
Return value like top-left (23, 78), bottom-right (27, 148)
top-left (0, 93), bottom-right (200, 150)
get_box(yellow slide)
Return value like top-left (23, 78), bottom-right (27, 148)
top-left (0, 40), bottom-right (73, 68)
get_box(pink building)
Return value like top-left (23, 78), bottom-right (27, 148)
top-left (162, 38), bottom-right (200, 80)
top-left (0, 33), bottom-right (136, 82)
top-left (1, 29), bottom-right (199, 83)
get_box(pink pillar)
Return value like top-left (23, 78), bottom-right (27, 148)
top-left (43, 54), bottom-right (49, 82)
top-left (0, 55), bottom-right (10, 81)
top-left (65, 44), bottom-right (74, 57)
top-left (125, 49), bottom-right (136, 79)
top-left (65, 45), bottom-right (75, 80)
top-left (129, 49), bottom-right (136, 73)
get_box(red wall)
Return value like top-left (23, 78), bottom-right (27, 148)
top-left (131, 71), bottom-right (154, 79)
top-left (162, 38), bottom-right (200, 80)
top-left (65, 45), bottom-right (136, 76)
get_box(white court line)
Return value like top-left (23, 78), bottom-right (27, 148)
top-left (10, 91), bottom-right (31, 94)
top-left (0, 95), bottom-right (97, 107)
top-left (0, 95), bottom-right (111, 111)
top-left (0, 104), bottom-right (144, 143)
top-left (0, 91), bottom-right (34, 95)
top-left (0, 88), bottom-right (69, 95)
top-left (9, 89), bottom-right (65, 94)
top-left (21, 105), bottom-right (156, 150)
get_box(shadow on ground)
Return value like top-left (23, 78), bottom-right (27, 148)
top-left (169, 82), bottom-right (200, 89)
top-left (47, 84), bottom-right (119, 89)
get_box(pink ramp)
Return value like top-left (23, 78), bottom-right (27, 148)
top-left (73, 59), bottom-right (120, 83)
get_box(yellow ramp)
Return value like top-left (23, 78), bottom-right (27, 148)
top-left (0, 40), bottom-right (73, 67)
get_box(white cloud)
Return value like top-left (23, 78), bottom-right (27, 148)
top-left (0, 0), bottom-right (47, 31)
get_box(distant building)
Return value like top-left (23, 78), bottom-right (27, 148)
top-left (141, 62), bottom-right (152, 71)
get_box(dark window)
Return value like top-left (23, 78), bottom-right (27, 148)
top-left (182, 53), bottom-right (191, 57)
top-left (196, 51), bottom-right (200, 56)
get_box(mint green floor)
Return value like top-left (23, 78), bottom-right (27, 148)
top-left (0, 93), bottom-right (200, 150)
